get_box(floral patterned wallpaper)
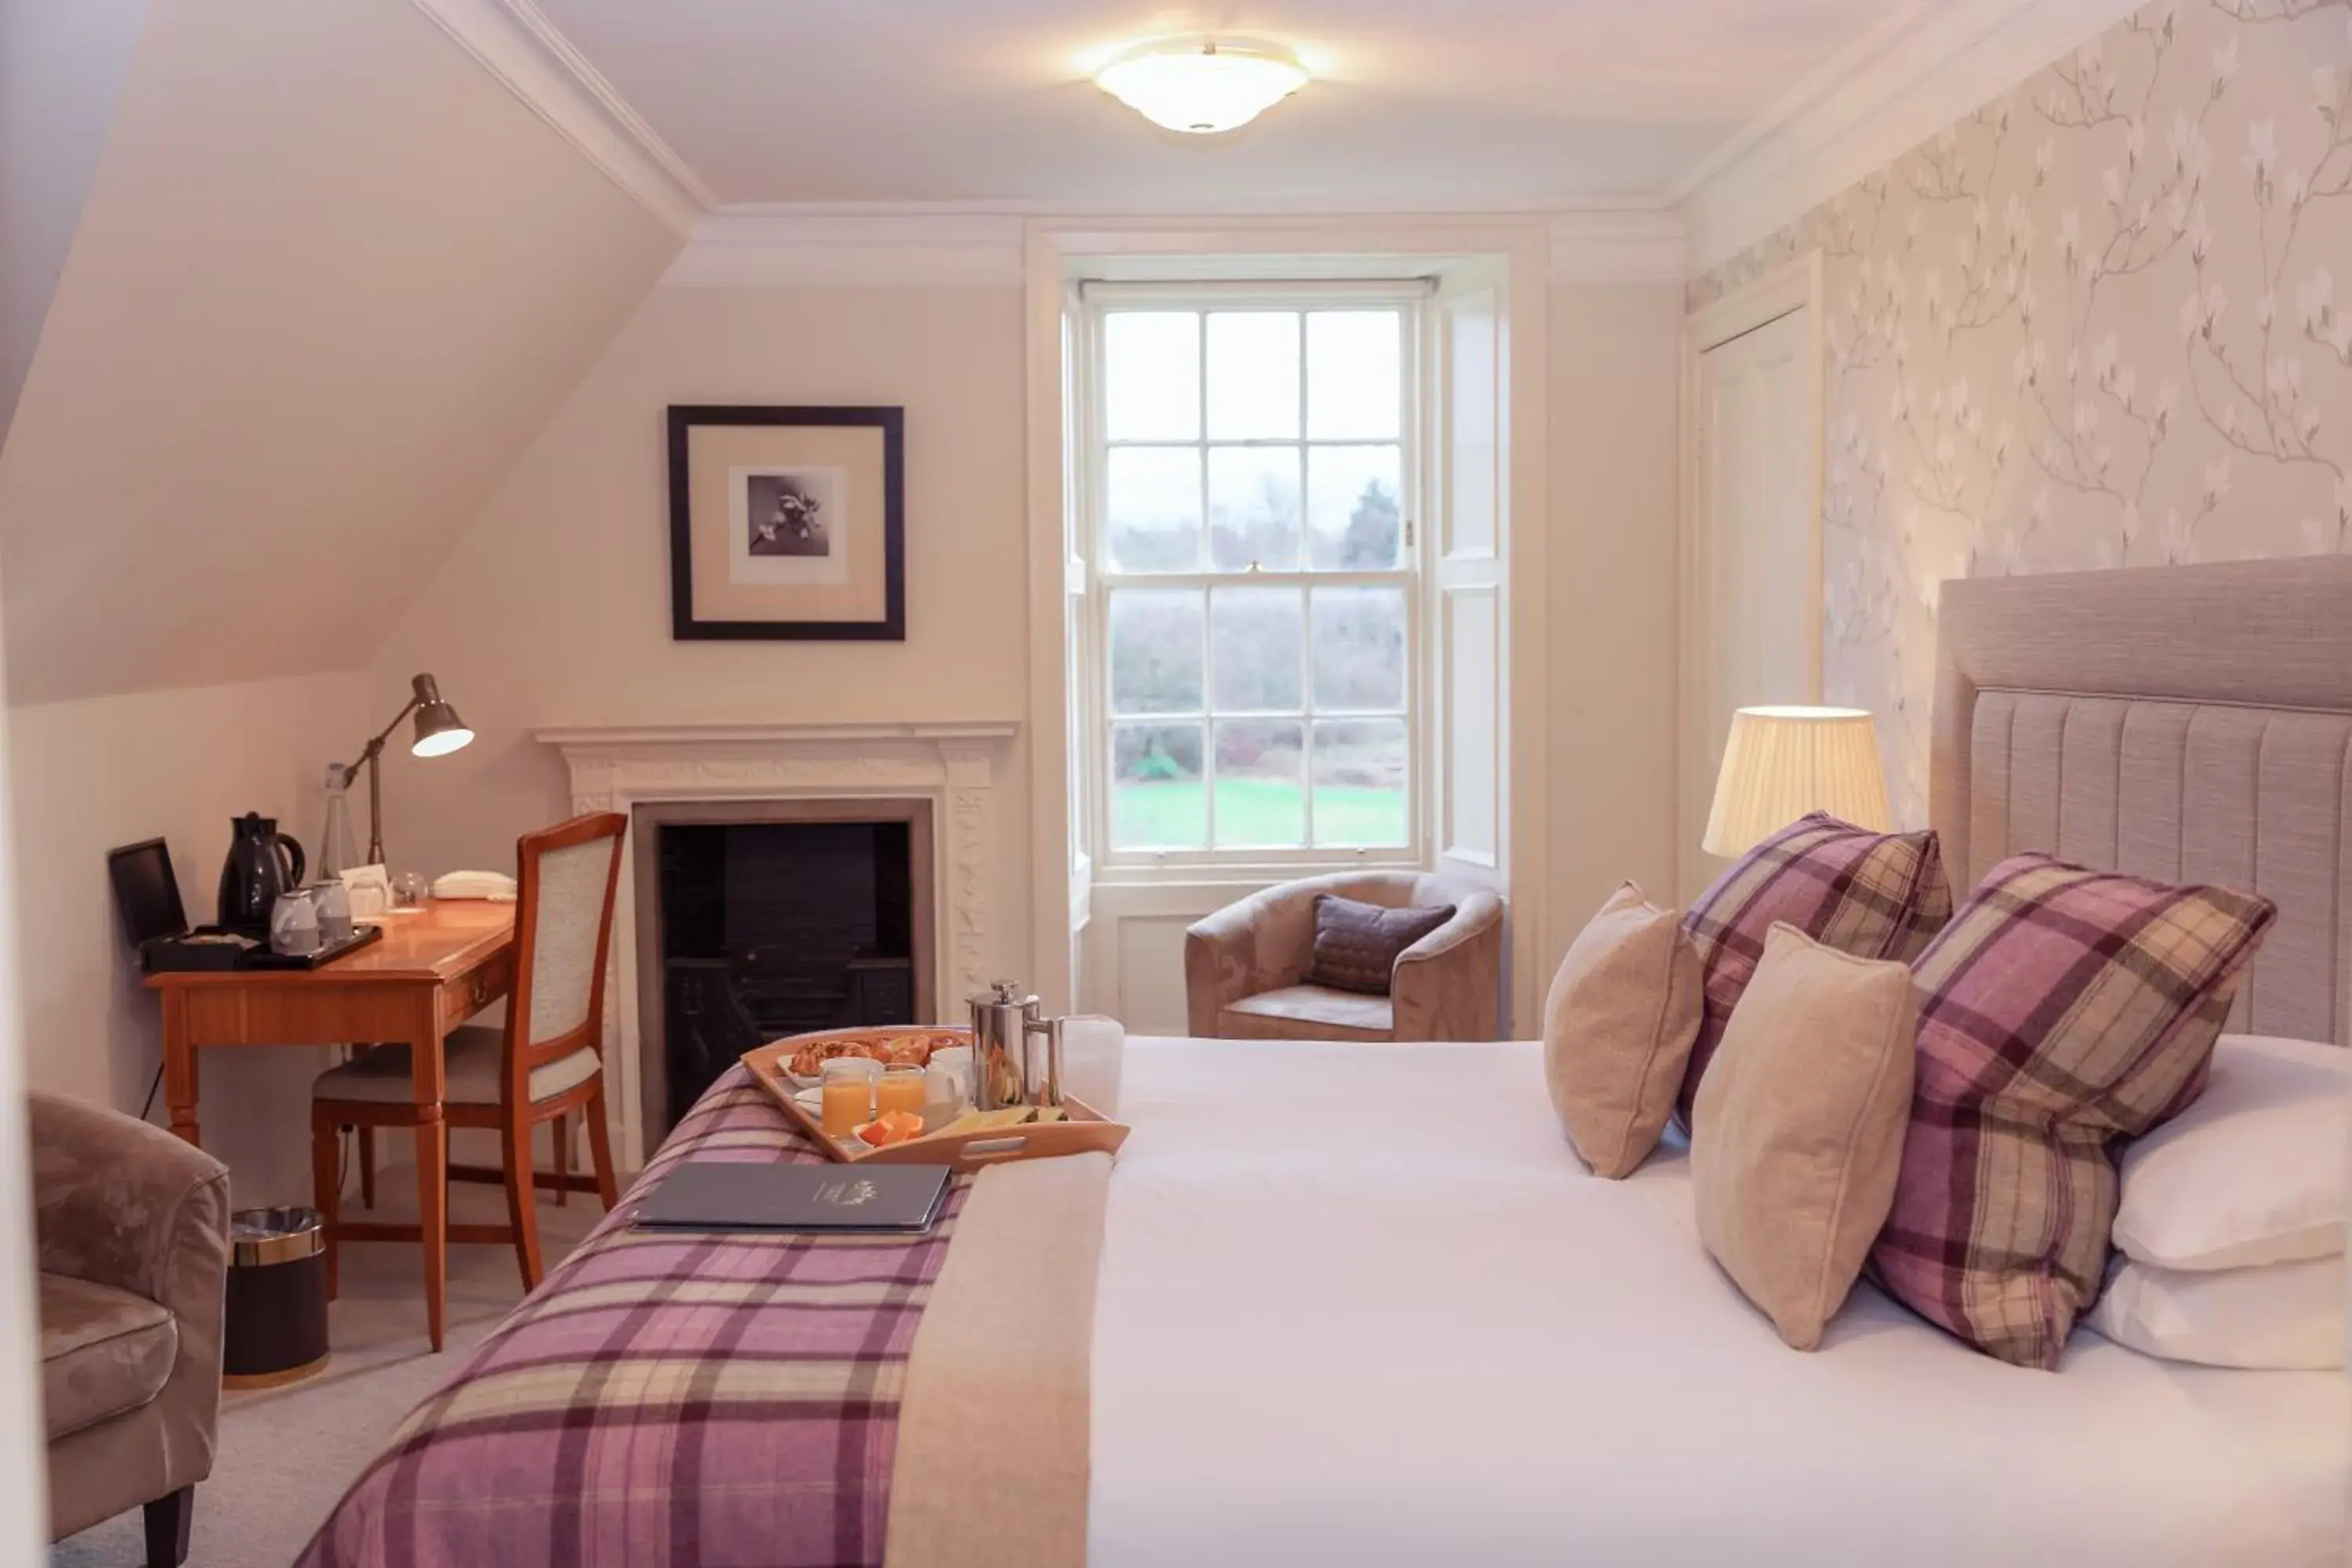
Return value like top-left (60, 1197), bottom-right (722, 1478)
top-left (1691, 0), bottom-right (2352, 822)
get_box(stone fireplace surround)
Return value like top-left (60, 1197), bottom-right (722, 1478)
top-left (537, 720), bottom-right (1018, 1168)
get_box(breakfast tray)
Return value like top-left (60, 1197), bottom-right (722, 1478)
top-left (740, 1025), bottom-right (1128, 1176)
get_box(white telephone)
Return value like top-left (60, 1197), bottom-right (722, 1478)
top-left (432, 869), bottom-right (518, 902)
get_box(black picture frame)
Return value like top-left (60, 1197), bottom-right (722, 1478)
top-left (666, 405), bottom-right (906, 641)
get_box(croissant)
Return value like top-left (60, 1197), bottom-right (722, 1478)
top-left (787, 1031), bottom-right (950, 1078)
top-left (788, 1039), bottom-right (869, 1077)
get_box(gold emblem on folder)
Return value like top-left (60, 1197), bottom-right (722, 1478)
top-left (815, 1178), bottom-right (880, 1207)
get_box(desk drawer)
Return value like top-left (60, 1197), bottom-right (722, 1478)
top-left (439, 950), bottom-right (512, 1031)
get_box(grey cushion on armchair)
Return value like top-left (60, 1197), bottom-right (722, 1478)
top-left (31, 1092), bottom-right (229, 1547)
top-left (1184, 872), bottom-right (1506, 1041)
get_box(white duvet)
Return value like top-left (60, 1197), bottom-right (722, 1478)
top-left (1087, 1039), bottom-right (2348, 1567)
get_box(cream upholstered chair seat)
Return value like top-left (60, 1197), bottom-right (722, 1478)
top-left (1222, 985), bottom-right (1395, 1041)
top-left (1185, 870), bottom-right (1505, 1042)
top-left (314, 1027), bottom-right (601, 1105)
top-left (41, 1276), bottom-right (176, 1440)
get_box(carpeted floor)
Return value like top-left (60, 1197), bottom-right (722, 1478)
top-left (52, 1166), bottom-right (605, 1567)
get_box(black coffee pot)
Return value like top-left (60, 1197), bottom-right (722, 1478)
top-left (217, 813), bottom-right (305, 934)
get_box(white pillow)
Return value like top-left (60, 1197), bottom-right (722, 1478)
top-left (2111, 1034), bottom-right (2346, 1271)
top-left (2085, 1255), bottom-right (2345, 1370)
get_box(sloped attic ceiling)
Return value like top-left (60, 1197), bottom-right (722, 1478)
top-left (0, 0), bottom-right (149, 449)
top-left (0, 0), bottom-right (683, 706)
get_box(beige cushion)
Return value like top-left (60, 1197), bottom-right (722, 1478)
top-left (39, 1273), bottom-right (175, 1440)
top-left (313, 1025), bottom-right (601, 1106)
top-left (1542, 883), bottom-right (1702, 1178)
top-left (1692, 923), bottom-right (1917, 1351)
top-left (1221, 985), bottom-right (1394, 1041)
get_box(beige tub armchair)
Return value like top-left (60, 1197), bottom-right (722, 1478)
top-left (1185, 871), bottom-right (1505, 1042)
top-left (32, 1093), bottom-right (229, 1566)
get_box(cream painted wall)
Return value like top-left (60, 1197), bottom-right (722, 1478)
top-left (1544, 279), bottom-right (1685, 953)
top-left (368, 274), bottom-right (1679, 1053)
top-left (6, 670), bottom-right (360, 1205)
top-left (0, 264), bottom-right (1675, 1193)
top-left (368, 284), bottom-right (1033, 982)
top-left (0, 0), bottom-right (680, 706)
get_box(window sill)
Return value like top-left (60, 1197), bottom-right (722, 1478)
top-left (1093, 851), bottom-right (1424, 889)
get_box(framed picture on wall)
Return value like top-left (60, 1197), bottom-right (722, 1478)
top-left (666, 405), bottom-right (906, 641)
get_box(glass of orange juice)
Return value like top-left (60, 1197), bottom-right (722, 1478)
top-left (820, 1058), bottom-right (878, 1138)
top-left (876, 1064), bottom-right (926, 1120)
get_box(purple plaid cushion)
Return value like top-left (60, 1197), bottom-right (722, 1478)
top-left (1677, 812), bottom-right (1951, 1127)
top-left (1871, 854), bottom-right (2275, 1370)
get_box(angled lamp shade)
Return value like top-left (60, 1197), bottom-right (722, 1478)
top-left (1703, 706), bottom-right (1892, 859)
top-left (408, 675), bottom-right (473, 758)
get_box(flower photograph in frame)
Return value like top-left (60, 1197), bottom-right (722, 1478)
top-left (666, 405), bottom-right (905, 640)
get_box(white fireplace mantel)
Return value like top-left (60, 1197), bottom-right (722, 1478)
top-left (537, 719), bottom-right (1020, 1166)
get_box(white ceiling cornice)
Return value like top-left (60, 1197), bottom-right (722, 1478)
top-left (1675, 0), bottom-right (2147, 275)
top-left (664, 205), bottom-right (1686, 289)
top-left (663, 210), bottom-right (1032, 288)
top-left (406, 0), bottom-right (716, 235)
top-left (1547, 211), bottom-right (1686, 283)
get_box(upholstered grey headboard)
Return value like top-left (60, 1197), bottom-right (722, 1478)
top-left (1932, 558), bottom-right (2352, 1046)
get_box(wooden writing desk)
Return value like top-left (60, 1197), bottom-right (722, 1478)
top-left (145, 900), bottom-right (517, 1350)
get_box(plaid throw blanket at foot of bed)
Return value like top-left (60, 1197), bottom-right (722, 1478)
top-left (296, 1065), bottom-right (968, 1568)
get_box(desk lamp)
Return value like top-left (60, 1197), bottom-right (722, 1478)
top-left (333, 673), bottom-right (474, 867)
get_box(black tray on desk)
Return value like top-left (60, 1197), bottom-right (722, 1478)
top-left (141, 923), bottom-right (383, 974)
top-left (246, 923), bottom-right (383, 971)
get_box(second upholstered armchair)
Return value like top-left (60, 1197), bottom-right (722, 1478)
top-left (1185, 871), bottom-right (1505, 1042)
top-left (33, 1093), bottom-right (230, 1566)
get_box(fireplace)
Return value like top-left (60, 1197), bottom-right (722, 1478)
top-left (539, 719), bottom-right (1015, 1167)
top-left (632, 799), bottom-right (935, 1142)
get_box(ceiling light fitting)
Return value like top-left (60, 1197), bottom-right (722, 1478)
top-left (1093, 38), bottom-right (1308, 136)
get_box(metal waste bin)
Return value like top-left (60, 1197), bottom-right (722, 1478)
top-left (223, 1207), bottom-right (328, 1388)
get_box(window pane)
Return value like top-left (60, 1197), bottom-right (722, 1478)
top-left (1105, 312), bottom-right (1199, 441)
top-left (1312, 720), bottom-right (1408, 847)
top-left (1214, 720), bottom-right (1305, 848)
top-left (1207, 446), bottom-right (1301, 572)
top-left (1306, 445), bottom-right (1403, 569)
top-left (1311, 586), bottom-right (1406, 711)
top-left (1307, 310), bottom-right (1401, 439)
top-left (1206, 312), bottom-right (1300, 439)
top-left (1112, 723), bottom-right (1206, 848)
top-left (1106, 447), bottom-right (1202, 573)
top-left (1209, 586), bottom-right (1302, 711)
top-left (1109, 588), bottom-right (1203, 715)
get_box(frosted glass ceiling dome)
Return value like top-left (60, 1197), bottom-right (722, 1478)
top-left (1093, 38), bottom-right (1309, 136)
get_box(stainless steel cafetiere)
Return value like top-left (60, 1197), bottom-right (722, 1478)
top-left (967, 981), bottom-right (1041, 1111)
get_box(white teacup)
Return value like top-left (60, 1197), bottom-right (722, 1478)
top-left (270, 891), bottom-right (322, 956)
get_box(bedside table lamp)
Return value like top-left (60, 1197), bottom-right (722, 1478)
top-left (335, 673), bottom-right (474, 866)
top-left (1703, 706), bottom-right (1892, 858)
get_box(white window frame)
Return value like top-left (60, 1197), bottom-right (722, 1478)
top-left (1075, 279), bottom-right (1432, 879)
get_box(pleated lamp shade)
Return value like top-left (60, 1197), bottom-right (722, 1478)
top-left (1703, 706), bottom-right (1893, 858)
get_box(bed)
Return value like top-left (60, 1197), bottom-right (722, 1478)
top-left (303, 558), bottom-right (2352, 1566)
top-left (1091, 1038), bottom-right (2344, 1566)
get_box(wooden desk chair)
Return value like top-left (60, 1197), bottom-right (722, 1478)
top-left (310, 813), bottom-right (627, 1300)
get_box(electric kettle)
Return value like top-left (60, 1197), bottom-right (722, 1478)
top-left (217, 813), bottom-right (305, 935)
